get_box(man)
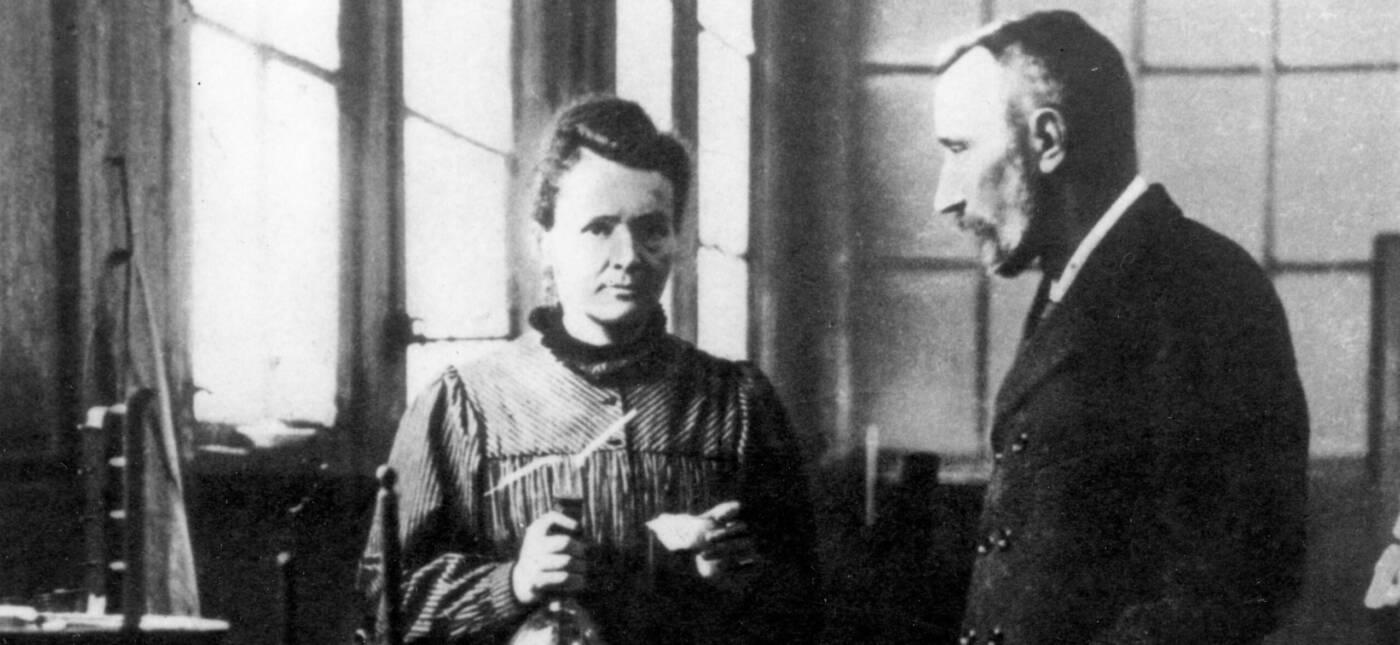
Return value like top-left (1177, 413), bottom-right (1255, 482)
top-left (931, 11), bottom-right (1309, 644)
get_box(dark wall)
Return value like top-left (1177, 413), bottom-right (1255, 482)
top-left (0, 0), bottom-right (82, 603)
top-left (0, 0), bottom-right (191, 608)
top-left (0, 0), bottom-right (63, 459)
top-left (831, 0), bottom-right (1397, 642)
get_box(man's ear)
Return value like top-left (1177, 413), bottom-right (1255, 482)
top-left (1029, 107), bottom-right (1067, 174)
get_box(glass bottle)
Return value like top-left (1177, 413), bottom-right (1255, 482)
top-left (507, 496), bottom-right (607, 645)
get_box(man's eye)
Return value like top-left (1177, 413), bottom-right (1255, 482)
top-left (582, 221), bottom-right (612, 235)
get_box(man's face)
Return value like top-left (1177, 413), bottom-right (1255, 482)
top-left (933, 47), bottom-right (1041, 277)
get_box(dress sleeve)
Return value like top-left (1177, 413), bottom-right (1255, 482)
top-left (358, 369), bottom-right (530, 644)
top-left (730, 362), bottom-right (824, 643)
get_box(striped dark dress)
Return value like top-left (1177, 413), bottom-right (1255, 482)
top-left (358, 308), bottom-right (820, 644)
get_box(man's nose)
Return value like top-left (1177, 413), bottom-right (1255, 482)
top-left (933, 179), bottom-right (963, 217)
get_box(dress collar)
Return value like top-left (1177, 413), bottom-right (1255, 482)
top-left (528, 305), bottom-right (672, 384)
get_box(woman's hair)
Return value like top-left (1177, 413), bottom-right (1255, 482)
top-left (531, 95), bottom-right (691, 230)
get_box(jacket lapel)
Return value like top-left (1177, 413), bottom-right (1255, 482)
top-left (993, 285), bottom-right (1086, 422)
top-left (992, 185), bottom-right (1169, 424)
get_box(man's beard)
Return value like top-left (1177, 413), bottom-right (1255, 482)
top-left (991, 150), bottom-right (1055, 278)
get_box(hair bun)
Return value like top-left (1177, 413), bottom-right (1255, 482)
top-left (531, 95), bottom-right (690, 230)
top-left (560, 97), bottom-right (659, 157)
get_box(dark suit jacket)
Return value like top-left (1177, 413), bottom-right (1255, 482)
top-left (959, 186), bottom-right (1309, 645)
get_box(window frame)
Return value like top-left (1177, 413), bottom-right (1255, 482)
top-left (177, 0), bottom-right (771, 473)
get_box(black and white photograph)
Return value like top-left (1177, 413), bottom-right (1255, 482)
top-left (0, 1), bottom-right (1396, 643)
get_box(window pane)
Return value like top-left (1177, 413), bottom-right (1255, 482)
top-left (697, 248), bottom-right (748, 360)
top-left (404, 117), bottom-right (511, 339)
top-left (696, 149), bottom-right (748, 255)
top-left (1276, 273), bottom-right (1369, 457)
top-left (265, 0), bottom-right (341, 70)
top-left (262, 62), bottom-right (341, 424)
top-left (997, 0), bottom-right (1133, 56)
top-left (697, 32), bottom-right (749, 255)
top-left (698, 0), bottom-right (753, 56)
top-left (1139, 75), bottom-right (1267, 258)
top-left (616, 0), bottom-right (674, 132)
top-left (193, 1), bottom-right (340, 71)
top-left (403, 0), bottom-right (512, 151)
top-left (190, 24), bottom-right (259, 221)
top-left (1141, 0), bottom-right (1269, 67)
top-left (190, 42), bottom-right (341, 426)
top-left (190, 0), bottom-right (259, 35)
top-left (406, 340), bottom-right (508, 403)
top-left (853, 270), bottom-right (980, 455)
top-left (1280, 0), bottom-right (1399, 65)
top-left (1275, 73), bottom-right (1400, 262)
top-left (857, 75), bottom-right (970, 260)
top-left (698, 33), bottom-right (750, 158)
top-left (859, 0), bottom-right (982, 66)
top-left (190, 24), bottom-right (264, 425)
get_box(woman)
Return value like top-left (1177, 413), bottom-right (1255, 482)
top-left (359, 96), bottom-right (819, 644)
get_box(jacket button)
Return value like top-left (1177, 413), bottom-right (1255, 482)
top-left (977, 528), bottom-right (1012, 554)
top-left (993, 451), bottom-right (1004, 463)
top-left (992, 528), bottom-right (1012, 551)
top-left (1011, 433), bottom-right (1028, 453)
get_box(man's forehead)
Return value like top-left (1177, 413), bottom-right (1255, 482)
top-left (934, 47), bottom-right (1011, 124)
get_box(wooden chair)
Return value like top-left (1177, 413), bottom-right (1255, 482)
top-left (1372, 234), bottom-right (1400, 526)
top-left (355, 466), bottom-right (404, 645)
top-left (80, 388), bottom-right (157, 628)
top-left (79, 388), bottom-right (203, 627)
top-left (1369, 234), bottom-right (1400, 640)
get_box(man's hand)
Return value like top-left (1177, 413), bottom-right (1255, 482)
top-left (694, 501), bottom-right (763, 593)
top-left (512, 511), bottom-right (588, 604)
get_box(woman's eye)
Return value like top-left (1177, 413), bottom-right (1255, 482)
top-left (631, 216), bottom-right (672, 242)
top-left (582, 221), bottom-right (612, 236)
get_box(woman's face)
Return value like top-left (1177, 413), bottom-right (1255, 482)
top-left (542, 149), bottom-right (676, 340)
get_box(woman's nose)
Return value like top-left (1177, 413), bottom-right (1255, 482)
top-left (608, 226), bottom-right (639, 267)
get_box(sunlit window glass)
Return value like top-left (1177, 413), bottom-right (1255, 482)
top-left (616, 0), bottom-right (675, 132)
top-left (188, 3), bottom-right (340, 426)
top-left (402, 0), bottom-right (514, 396)
top-left (695, 0), bottom-right (753, 360)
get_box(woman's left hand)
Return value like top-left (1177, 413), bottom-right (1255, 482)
top-left (694, 500), bottom-right (764, 592)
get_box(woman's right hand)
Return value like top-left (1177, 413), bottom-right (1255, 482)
top-left (511, 511), bottom-right (588, 604)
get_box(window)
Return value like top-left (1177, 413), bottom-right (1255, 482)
top-left (851, 0), bottom-right (1398, 470)
top-left (184, 1), bottom-right (760, 445)
top-left (186, 1), bottom-right (524, 427)
top-left (188, 0), bottom-right (341, 427)
top-left (616, 0), bottom-right (674, 133)
top-left (694, 0), bottom-right (755, 361)
top-left (401, 0), bottom-right (515, 397)
top-left (617, 0), bottom-right (757, 361)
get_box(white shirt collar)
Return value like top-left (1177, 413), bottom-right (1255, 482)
top-left (1048, 176), bottom-right (1148, 303)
